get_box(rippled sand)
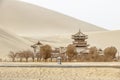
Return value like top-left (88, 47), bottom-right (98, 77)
top-left (0, 67), bottom-right (120, 80)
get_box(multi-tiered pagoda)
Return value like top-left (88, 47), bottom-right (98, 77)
top-left (72, 29), bottom-right (89, 53)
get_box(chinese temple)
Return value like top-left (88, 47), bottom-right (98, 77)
top-left (72, 29), bottom-right (89, 53)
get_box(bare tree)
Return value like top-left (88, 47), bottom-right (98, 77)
top-left (40, 45), bottom-right (52, 62)
top-left (36, 52), bottom-right (42, 62)
top-left (22, 50), bottom-right (32, 62)
top-left (8, 51), bottom-right (17, 62)
top-left (29, 52), bottom-right (35, 62)
top-left (0, 58), bottom-right (2, 62)
top-left (13, 50), bottom-right (34, 62)
top-left (66, 44), bottom-right (77, 62)
top-left (16, 51), bottom-right (24, 62)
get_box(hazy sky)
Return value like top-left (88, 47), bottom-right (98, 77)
top-left (20, 0), bottom-right (120, 30)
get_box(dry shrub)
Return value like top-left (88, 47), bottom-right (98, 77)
top-left (104, 47), bottom-right (117, 57)
top-left (40, 45), bottom-right (52, 62)
top-left (89, 47), bottom-right (97, 54)
top-left (79, 53), bottom-right (90, 62)
top-left (66, 44), bottom-right (77, 61)
top-left (79, 46), bottom-right (105, 62)
top-left (104, 47), bottom-right (117, 62)
top-left (88, 47), bottom-right (98, 62)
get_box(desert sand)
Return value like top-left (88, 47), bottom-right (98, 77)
top-left (0, 67), bottom-right (119, 80)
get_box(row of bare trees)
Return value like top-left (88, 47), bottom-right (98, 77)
top-left (8, 50), bottom-right (34, 62)
top-left (8, 45), bottom-right (52, 62)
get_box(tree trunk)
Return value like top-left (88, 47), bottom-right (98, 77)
top-left (45, 59), bottom-right (47, 62)
top-left (32, 58), bottom-right (34, 62)
top-left (12, 58), bottom-right (15, 62)
top-left (20, 58), bottom-right (22, 62)
top-left (37, 58), bottom-right (39, 62)
top-left (68, 57), bottom-right (71, 62)
top-left (51, 57), bottom-right (52, 62)
top-left (40, 58), bottom-right (41, 62)
top-left (26, 58), bottom-right (28, 62)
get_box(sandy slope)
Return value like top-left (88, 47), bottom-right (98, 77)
top-left (0, 26), bottom-right (32, 58)
top-left (27, 30), bottom-right (120, 52)
top-left (87, 30), bottom-right (120, 51)
top-left (0, 0), bottom-right (106, 37)
top-left (0, 67), bottom-right (119, 80)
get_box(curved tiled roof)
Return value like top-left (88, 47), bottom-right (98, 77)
top-left (73, 29), bottom-right (86, 36)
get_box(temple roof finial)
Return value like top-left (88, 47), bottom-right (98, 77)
top-left (79, 28), bottom-right (81, 33)
top-left (72, 28), bottom-right (86, 36)
top-left (36, 41), bottom-right (42, 45)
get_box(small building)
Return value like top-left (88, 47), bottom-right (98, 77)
top-left (59, 47), bottom-right (66, 54)
top-left (72, 29), bottom-right (89, 53)
top-left (0, 58), bottom-right (2, 62)
top-left (51, 48), bottom-right (60, 57)
top-left (51, 47), bottom-right (66, 58)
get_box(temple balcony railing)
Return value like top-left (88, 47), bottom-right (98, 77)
top-left (73, 44), bottom-right (89, 47)
top-left (73, 41), bottom-right (87, 44)
top-left (74, 44), bottom-right (87, 47)
top-left (73, 43), bottom-right (87, 45)
top-left (72, 35), bottom-right (88, 39)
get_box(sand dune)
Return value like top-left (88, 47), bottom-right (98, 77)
top-left (0, 26), bottom-right (32, 58)
top-left (0, 0), bottom-right (106, 37)
top-left (0, 0), bottom-right (119, 58)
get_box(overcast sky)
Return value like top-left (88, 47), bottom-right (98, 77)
top-left (20, 0), bottom-right (120, 30)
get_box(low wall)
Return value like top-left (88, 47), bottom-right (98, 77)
top-left (0, 62), bottom-right (120, 68)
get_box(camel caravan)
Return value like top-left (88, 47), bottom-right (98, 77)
top-left (8, 30), bottom-right (118, 62)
